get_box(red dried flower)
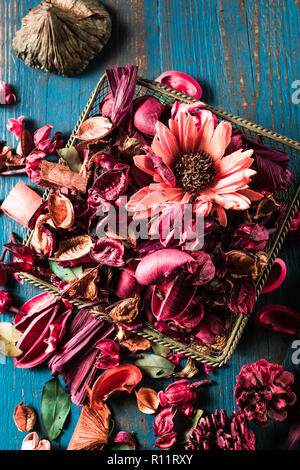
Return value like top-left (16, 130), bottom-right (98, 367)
top-left (153, 407), bottom-right (176, 436)
top-left (234, 222), bottom-right (269, 251)
top-left (187, 409), bottom-right (255, 450)
top-left (234, 359), bottom-right (297, 425)
top-left (158, 379), bottom-right (211, 409)
top-left (34, 125), bottom-right (63, 154)
top-left (0, 290), bottom-right (12, 314)
top-left (94, 339), bottom-right (120, 369)
top-left (25, 151), bottom-right (46, 182)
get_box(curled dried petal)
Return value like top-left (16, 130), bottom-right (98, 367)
top-left (30, 215), bottom-right (56, 257)
top-left (155, 70), bottom-right (202, 98)
top-left (254, 304), bottom-right (300, 334)
top-left (113, 431), bottom-right (136, 447)
top-left (95, 339), bottom-right (120, 369)
top-left (13, 401), bottom-right (37, 432)
top-left (135, 387), bottom-right (159, 414)
top-left (154, 432), bottom-right (177, 449)
top-left (21, 432), bottom-right (50, 450)
top-left (48, 191), bottom-right (75, 229)
top-left (90, 364), bottom-right (142, 408)
top-left (90, 237), bottom-right (125, 267)
top-left (261, 258), bottom-right (286, 294)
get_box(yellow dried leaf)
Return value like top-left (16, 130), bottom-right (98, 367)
top-left (0, 322), bottom-right (23, 357)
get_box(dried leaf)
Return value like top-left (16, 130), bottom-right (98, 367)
top-left (49, 261), bottom-right (83, 282)
top-left (13, 401), bottom-right (37, 432)
top-left (39, 160), bottom-right (88, 194)
top-left (150, 341), bottom-right (170, 357)
top-left (115, 327), bottom-right (151, 353)
top-left (0, 322), bottom-right (23, 357)
top-left (52, 235), bottom-right (94, 261)
top-left (131, 354), bottom-right (175, 379)
top-left (41, 376), bottom-right (71, 441)
top-left (135, 387), bottom-right (159, 414)
top-left (48, 191), bottom-right (75, 229)
top-left (57, 147), bottom-right (83, 173)
top-left (177, 409), bottom-right (204, 445)
top-left (174, 358), bottom-right (199, 379)
top-left (75, 116), bottom-right (114, 140)
top-left (67, 401), bottom-right (110, 450)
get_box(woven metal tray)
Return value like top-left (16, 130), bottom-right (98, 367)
top-left (18, 74), bottom-right (300, 367)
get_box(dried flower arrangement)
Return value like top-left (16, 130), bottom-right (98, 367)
top-left (0, 67), bottom-right (300, 450)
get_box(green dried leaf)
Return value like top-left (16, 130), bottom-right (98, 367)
top-left (0, 322), bottom-right (23, 357)
top-left (49, 260), bottom-right (83, 282)
top-left (150, 341), bottom-right (170, 357)
top-left (41, 376), bottom-right (71, 441)
top-left (57, 147), bottom-right (82, 173)
top-left (131, 354), bottom-right (175, 378)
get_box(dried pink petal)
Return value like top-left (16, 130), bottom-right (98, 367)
top-left (254, 304), bottom-right (300, 334)
top-left (261, 258), bottom-right (286, 294)
top-left (0, 290), bottom-right (12, 314)
top-left (135, 249), bottom-right (196, 285)
top-left (34, 124), bottom-right (63, 154)
top-left (7, 115), bottom-right (24, 140)
top-left (153, 407), bottom-right (176, 436)
top-left (154, 432), bottom-right (177, 449)
top-left (0, 81), bottom-right (16, 104)
top-left (234, 222), bottom-right (269, 251)
top-left (113, 431), bottom-right (136, 447)
top-left (155, 71), bottom-right (202, 99)
top-left (229, 278), bottom-right (256, 315)
top-left (25, 151), bottom-right (46, 182)
top-left (133, 96), bottom-right (166, 136)
top-left (21, 432), bottom-right (50, 450)
top-left (91, 163), bottom-right (130, 201)
top-left (171, 101), bottom-right (218, 128)
top-left (95, 339), bottom-right (120, 369)
top-left (90, 237), bottom-right (125, 267)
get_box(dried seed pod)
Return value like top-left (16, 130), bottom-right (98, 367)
top-left (109, 296), bottom-right (140, 324)
top-left (174, 358), bottom-right (199, 379)
top-left (48, 191), bottom-right (75, 229)
top-left (13, 401), bottom-right (37, 432)
top-left (135, 387), bottom-right (159, 414)
top-left (52, 235), bottom-right (94, 261)
top-left (63, 268), bottom-right (99, 301)
top-left (13, 0), bottom-right (112, 77)
top-left (30, 214), bottom-right (56, 257)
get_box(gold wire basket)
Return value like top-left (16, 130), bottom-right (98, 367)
top-left (18, 75), bottom-right (300, 367)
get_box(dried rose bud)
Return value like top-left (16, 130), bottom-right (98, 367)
top-left (13, 401), bottom-right (37, 432)
top-left (109, 295), bottom-right (140, 324)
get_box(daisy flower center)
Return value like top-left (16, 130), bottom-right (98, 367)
top-left (174, 150), bottom-right (216, 194)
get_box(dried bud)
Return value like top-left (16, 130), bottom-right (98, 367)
top-left (109, 295), bottom-right (140, 323)
top-left (254, 193), bottom-right (280, 220)
top-left (13, 401), bottom-right (36, 432)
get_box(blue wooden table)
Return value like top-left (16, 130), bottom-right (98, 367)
top-left (0, 0), bottom-right (300, 451)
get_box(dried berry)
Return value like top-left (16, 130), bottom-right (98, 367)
top-left (13, 401), bottom-right (37, 432)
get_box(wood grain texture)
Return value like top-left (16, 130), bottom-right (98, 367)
top-left (0, 0), bottom-right (299, 450)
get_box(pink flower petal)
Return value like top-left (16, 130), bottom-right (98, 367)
top-left (155, 71), bottom-right (202, 99)
top-left (261, 258), bottom-right (287, 294)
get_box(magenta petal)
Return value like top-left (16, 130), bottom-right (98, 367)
top-left (4, 241), bottom-right (35, 264)
top-left (95, 339), bottom-right (120, 369)
top-left (135, 249), bottom-right (196, 285)
top-left (229, 278), bottom-right (256, 315)
top-left (113, 431), bottom-right (136, 447)
top-left (115, 269), bottom-right (142, 299)
top-left (133, 96), bottom-right (165, 136)
top-left (261, 258), bottom-right (286, 294)
top-left (153, 407), bottom-right (176, 436)
top-left (34, 125), bottom-right (53, 146)
top-left (90, 237), bottom-right (125, 267)
top-left (92, 164), bottom-right (130, 201)
top-left (254, 304), bottom-right (300, 334)
top-left (155, 71), bottom-right (202, 99)
top-left (154, 432), bottom-right (177, 449)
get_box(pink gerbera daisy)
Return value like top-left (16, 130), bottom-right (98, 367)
top-left (127, 112), bottom-right (262, 226)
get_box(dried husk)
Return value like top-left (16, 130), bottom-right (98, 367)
top-left (30, 214), bottom-right (56, 257)
top-left (109, 295), bottom-right (140, 324)
top-left (13, 401), bottom-right (37, 432)
top-left (174, 358), bottom-right (199, 379)
top-left (135, 387), bottom-right (159, 414)
top-left (115, 326), bottom-right (151, 353)
top-left (67, 401), bottom-right (110, 450)
top-left (48, 191), bottom-right (75, 229)
top-left (52, 235), bottom-right (94, 261)
top-left (63, 267), bottom-right (99, 301)
top-left (13, 0), bottom-right (112, 77)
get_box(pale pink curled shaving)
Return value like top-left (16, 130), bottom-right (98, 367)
top-left (155, 70), bottom-right (202, 99)
top-left (1, 181), bottom-right (43, 227)
top-left (7, 115), bottom-right (24, 140)
top-left (95, 339), bottom-right (120, 369)
top-left (21, 432), bottom-right (51, 450)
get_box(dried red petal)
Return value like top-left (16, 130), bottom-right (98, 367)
top-left (90, 364), bottom-right (142, 408)
top-left (156, 70), bottom-right (202, 98)
top-left (154, 432), bottom-right (177, 449)
top-left (95, 339), bottom-right (120, 369)
top-left (254, 304), bottom-right (300, 334)
top-left (90, 237), bottom-right (125, 267)
top-left (261, 258), bottom-right (286, 294)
